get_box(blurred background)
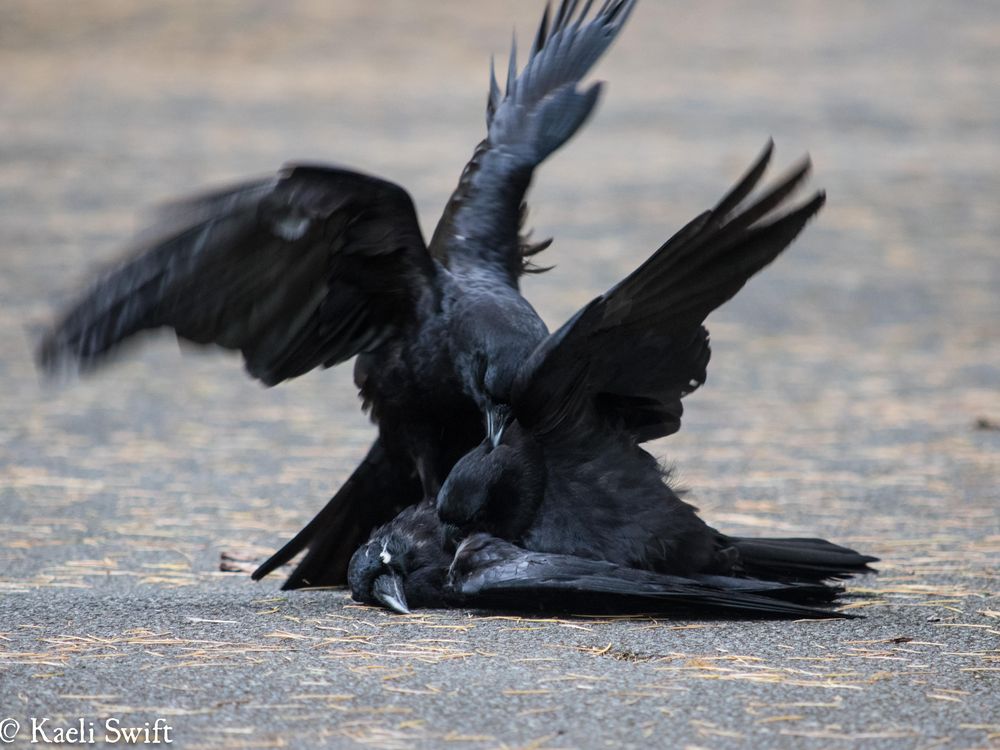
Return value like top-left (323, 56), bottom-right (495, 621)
top-left (0, 2), bottom-right (997, 746)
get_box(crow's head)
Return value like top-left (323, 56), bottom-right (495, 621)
top-left (347, 504), bottom-right (451, 614)
top-left (436, 439), bottom-right (507, 529)
top-left (436, 425), bottom-right (545, 540)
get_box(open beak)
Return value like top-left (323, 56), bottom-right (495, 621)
top-left (372, 572), bottom-right (410, 614)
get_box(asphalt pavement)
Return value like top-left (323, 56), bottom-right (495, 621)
top-left (1, 2), bottom-right (997, 748)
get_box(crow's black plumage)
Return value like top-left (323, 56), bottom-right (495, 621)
top-left (346, 149), bottom-right (876, 617)
top-left (431, 147), bottom-right (877, 586)
top-left (348, 502), bottom-right (856, 619)
top-left (37, 0), bottom-right (639, 588)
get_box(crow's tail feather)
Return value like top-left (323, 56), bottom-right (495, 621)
top-left (728, 536), bottom-right (878, 583)
top-left (252, 439), bottom-right (419, 589)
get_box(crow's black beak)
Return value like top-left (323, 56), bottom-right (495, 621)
top-left (486, 404), bottom-right (512, 446)
top-left (372, 572), bottom-right (410, 614)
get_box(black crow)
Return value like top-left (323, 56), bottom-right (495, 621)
top-left (347, 502), bottom-right (854, 619)
top-left (36, 0), bottom-right (639, 587)
top-left (347, 147), bottom-right (876, 617)
top-left (434, 144), bottom-right (877, 583)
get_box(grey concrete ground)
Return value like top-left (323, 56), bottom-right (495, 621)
top-left (1, 1), bottom-right (998, 748)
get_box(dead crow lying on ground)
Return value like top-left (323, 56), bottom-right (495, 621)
top-left (349, 503), bottom-right (866, 619)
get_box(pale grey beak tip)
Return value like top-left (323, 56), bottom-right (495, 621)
top-left (373, 573), bottom-right (411, 614)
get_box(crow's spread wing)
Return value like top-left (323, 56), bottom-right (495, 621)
top-left (449, 534), bottom-right (850, 619)
top-left (39, 165), bottom-right (435, 386)
top-left (511, 141), bottom-right (825, 442)
top-left (429, 0), bottom-right (638, 285)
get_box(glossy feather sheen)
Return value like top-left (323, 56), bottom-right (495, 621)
top-left (37, 0), bottom-right (877, 617)
top-left (450, 535), bottom-right (849, 619)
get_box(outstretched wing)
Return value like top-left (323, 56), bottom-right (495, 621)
top-left (38, 165), bottom-right (435, 386)
top-left (449, 535), bottom-right (850, 619)
top-left (429, 0), bottom-right (638, 285)
top-left (511, 141), bottom-right (826, 441)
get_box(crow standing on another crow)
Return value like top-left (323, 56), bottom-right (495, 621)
top-left (348, 146), bottom-right (876, 617)
top-left (38, 0), bottom-right (640, 588)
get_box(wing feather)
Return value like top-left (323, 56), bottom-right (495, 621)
top-left (429, 0), bottom-right (637, 284)
top-left (449, 535), bottom-right (850, 618)
top-left (38, 166), bottom-right (435, 386)
top-left (511, 143), bottom-right (825, 441)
